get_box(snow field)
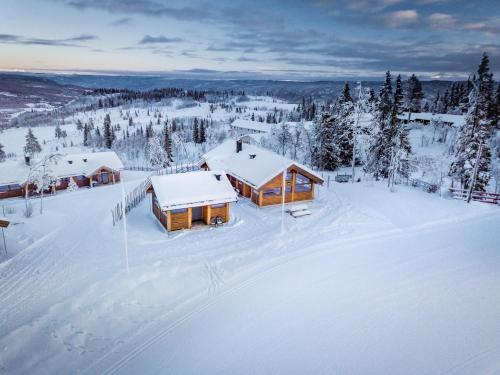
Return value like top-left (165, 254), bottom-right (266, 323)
top-left (0, 170), bottom-right (499, 374)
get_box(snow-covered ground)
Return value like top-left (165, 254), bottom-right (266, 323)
top-left (0, 171), bottom-right (499, 374)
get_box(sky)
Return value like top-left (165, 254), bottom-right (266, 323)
top-left (1, 0), bottom-right (499, 80)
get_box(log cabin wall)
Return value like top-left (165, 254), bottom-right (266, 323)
top-left (168, 208), bottom-right (191, 231)
top-left (258, 168), bottom-right (315, 206)
top-left (152, 192), bottom-right (168, 230)
top-left (0, 185), bottom-right (23, 199)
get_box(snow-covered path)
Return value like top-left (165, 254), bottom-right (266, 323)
top-left (0, 176), bottom-right (499, 374)
top-left (94, 209), bottom-right (500, 375)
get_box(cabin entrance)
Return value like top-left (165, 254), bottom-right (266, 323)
top-left (100, 172), bottom-right (109, 184)
top-left (191, 206), bottom-right (203, 222)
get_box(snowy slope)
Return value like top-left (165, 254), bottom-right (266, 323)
top-left (0, 172), bottom-right (499, 374)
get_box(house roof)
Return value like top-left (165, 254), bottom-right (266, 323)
top-left (0, 151), bottom-right (124, 185)
top-left (230, 119), bottom-right (272, 133)
top-left (399, 112), bottom-right (465, 127)
top-left (201, 140), bottom-right (324, 189)
top-left (150, 170), bottom-right (238, 211)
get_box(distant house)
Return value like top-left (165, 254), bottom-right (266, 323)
top-left (200, 140), bottom-right (324, 207)
top-left (399, 112), bottom-right (465, 127)
top-left (0, 151), bottom-right (124, 199)
top-left (149, 170), bottom-right (238, 232)
top-left (229, 119), bottom-right (271, 138)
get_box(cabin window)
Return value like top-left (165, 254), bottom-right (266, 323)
top-left (263, 187), bottom-right (281, 196)
top-left (295, 183), bottom-right (312, 192)
top-left (1, 184), bottom-right (21, 192)
top-left (76, 175), bottom-right (85, 181)
top-left (296, 173), bottom-right (310, 184)
top-left (285, 186), bottom-right (292, 193)
top-left (171, 208), bottom-right (188, 214)
top-left (285, 172), bottom-right (293, 181)
top-left (211, 203), bottom-right (226, 208)
top-left (0, 185), bottom-right (8, 192)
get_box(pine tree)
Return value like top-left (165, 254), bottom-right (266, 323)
top-left (494, 84), bottom-right (500, 128)
top-left (103, 113), bottom-right (113, 149)
top-left (54, 124), bottom-right (63, 139)
top-left (387, 75), bottom-right (412, 187)
top-left (76, 119), bottom-right (83, 131)
top-left (313, 112), bottom-right (341, 170)
top-left (199, 121), bottom-right (206, 143)
top-left (450, 53), bottom-right (494, 191)
top-left (171, 119), bottom-right (177, 132)
top-left (365, 71), bottom-right (393, 179)
top-left (332, 83), bottom-right (355, 165)
top-left (83, 123), bottom-right (91, 146)
top-left (24, 128), bottom-right (42, 157)
top-left (0, 143), bottom-right (5, 162)
top-left (163, 124), bottom-right (173, 163)
top-left (405, 74), bottom-right (424, 118)
top-left (193, 117), bottom-right (199, 143)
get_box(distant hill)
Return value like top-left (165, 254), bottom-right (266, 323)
top-left (0, 74), bottom-right (85, 127)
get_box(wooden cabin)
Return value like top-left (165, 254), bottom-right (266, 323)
top-left (0, 151), bottom-right (124, 199)
top-left (149, 171), bottom-right (238, 232)
top-left (200, 140), bottom-right (324, 207)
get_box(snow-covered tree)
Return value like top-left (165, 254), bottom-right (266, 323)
top-left (83, 123), bottom-right (91, 146)
top-left (54, 124), bottom-right (63, 139)
top-left (274, 121), bottom-right (292, 156)
top-left (28, 154), bottom-right (60, 214)
top-left (350, 82), bottom-right (372, 181)
top-left (23, 128), bottom-right (42, 158)
top-left (405, 74), bottom-right (424, 119)
top-left (331, 83), bottom-right (355, 166)
top-left (103, 114), bottom-right (113, 149)
top-left (314, 111), bottom-right (341, 170)
top-left (449, 53), bottom-right (495, 191)
top-left (365, 71), bottom-right (393, 179)
top-left (66, 177), bottom-right (79, 192)
top-left (193, 118), bottom-right (199, 143)
top-left (148, 136), bottom-right (170, 168)
top-left (199, 121), bottom-right (206, 143)
top-left (0, 143), bottom-right (5, 162)
top-left (163, 124), bottom-right (173, 163)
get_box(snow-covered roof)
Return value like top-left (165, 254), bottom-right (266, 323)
top-left (0, 151), bottom-right (124, 185)
top-left (54, 152), bottom-right (124, 178)
top-left (150, 170), bottom-right (238, 211)
top-left (201, 140), bottom-right (324, 189)
top-left (230, 119), bottom-right (272, 133)
top-left (400, 112), bottom-right (465, 127)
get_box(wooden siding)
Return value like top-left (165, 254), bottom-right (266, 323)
top-left (0, 185), bottom-right (23, 199)
top-left (258, 168), bottom-right (315, 207)
top-left (168, 209), bottom-right (191, 231)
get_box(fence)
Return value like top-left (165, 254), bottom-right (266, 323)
top-left (111, 177), bottom-right (151, 226)
top-left (111, 163), bottom-right (202, 225)
top-left (450, 188), bottom-right (500, 205)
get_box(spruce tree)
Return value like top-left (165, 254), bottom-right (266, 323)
top-left (193, 117), bottom-right (199, 143)
top-left (199, 121), bottom-right (206, 143)
top-left (0, 143), bottom-right (5, 162)
top-left (365, 71), bottom-right (393, 179)
top-left (332, 83), bottom-right (355, 165)
top-left (103, 113), bottom-right (113, 149)
top-left (24, 128), bottom-right (42, 157)
top-left (405, 74), bottom-right (423, 118)
top-left (83, 123), bottom-right (91, 146)
top-left (450, 53), bottom-right (494, 191)
top-left (163, 124), bottom-right (173, 162)
top-left (313, 112), bottom-right (341, 170)
top-left (387, 75), bottom-right (412, 187)
top-left (54, 124), bottom-right (63, 139)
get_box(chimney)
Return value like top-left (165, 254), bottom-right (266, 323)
top-left (24, 155), bottom-right (30, 165)
top-left (214, 173), bottom-right (221, 181)
top-left (249, 154), bottom-right (256, 159)
top-left (67, 160), bottom-right (73, 164)
top-left (83, 158), bottom-right (87, 163)
top-left (236, 139), bottom-right (243, 153)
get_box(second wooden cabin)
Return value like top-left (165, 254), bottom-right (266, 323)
top-left (149, 170), bottom-right (238, 232)
top-left (200, 140), bottom-right (324, 207)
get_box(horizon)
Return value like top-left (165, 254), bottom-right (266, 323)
top-left (1, 0), bottom-right (499, 80)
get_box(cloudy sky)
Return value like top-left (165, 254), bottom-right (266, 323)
top-left (1, 0), bottom-right (499, 79)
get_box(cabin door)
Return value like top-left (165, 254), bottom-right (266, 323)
top-left (192, 206), bottom-right (203, 222)
top-left (100, 172), bottom-right (109, 184)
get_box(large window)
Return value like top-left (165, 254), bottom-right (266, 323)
top-left (171, 208), bottom-right (188, 214)
top-left (263, 187), bottom-right (281, 197)
top-left (295, 173), bottom-right (312, 192)
top-left (285, 172), bottom-right (293, 181)
top-left (0, 184), bottom-right (21, 192)
top-left (211, 203), bottom-right (226, 208)
top-left (0, 185), bottom-right (8, 192)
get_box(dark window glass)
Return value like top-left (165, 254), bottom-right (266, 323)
top-left (171, 208), bottom-right (188, 214)
top-left (263, 187), bottom-right (281, 196)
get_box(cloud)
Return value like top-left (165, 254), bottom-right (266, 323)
top-left (110, 17), bottom-right (134, 26)
top-left (385, 9), bottom-right (419, 27)
top-left (139, 35), bottom-right (183, 44)
top-left (464, 17), bottom-right (500, 35)
top-left (428, 13), bottom-right (456, 29)
top-left (0, 33), bottom-right (98, 47)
